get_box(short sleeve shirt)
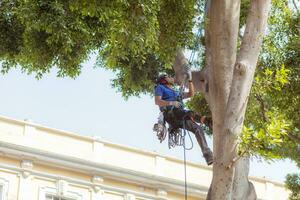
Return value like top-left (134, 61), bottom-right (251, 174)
top-left (154, 84), bottom-right (179, 102)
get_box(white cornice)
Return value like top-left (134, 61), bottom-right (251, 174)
top-left (0, 114), bottom-right (285, 187)
top-left (0, 115), bottom-right (210, 169)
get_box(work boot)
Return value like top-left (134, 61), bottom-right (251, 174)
top-left (203, 149), bottom-right (213, 166)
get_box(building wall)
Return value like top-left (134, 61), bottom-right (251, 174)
top-left (0, 115), bottom-right (290, 200)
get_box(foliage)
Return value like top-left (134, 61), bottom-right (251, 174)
top-left (240, 1), bottom-right (300, 164)
top-left (285, 173), bottom-right (300, 200)
top-left (238, 2), bottom-right (300, 197)
top-left (0, 0), bottom-right (196, 97)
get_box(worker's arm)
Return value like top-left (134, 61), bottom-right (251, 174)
top-left (183, 81), bottom-right (195, 99)
top-left (155, 96), bottom-right (180, 107)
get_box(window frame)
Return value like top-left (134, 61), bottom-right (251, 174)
top-left (39, 186), bottom-right (82, 200)
top-left (0, 178), bottom-right (9, 200)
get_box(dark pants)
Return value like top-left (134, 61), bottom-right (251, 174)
top-left (163, 107), bottom-right (211, 156)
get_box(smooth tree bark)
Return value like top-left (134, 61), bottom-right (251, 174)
top-left (173, 0), bottom-right (271, 199)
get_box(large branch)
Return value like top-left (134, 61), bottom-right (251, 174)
top-left (223, 0), bottom-right (271, 199)
top-left (224, 0), bottom-right (271, 136)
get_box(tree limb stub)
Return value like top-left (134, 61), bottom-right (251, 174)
top-left (172, 50), bottom-right (189, 85)
top-left (172, 50), bottom-right (210, 101)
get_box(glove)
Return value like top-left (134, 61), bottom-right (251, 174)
top-left (169, 101), bottom-right (181, 108)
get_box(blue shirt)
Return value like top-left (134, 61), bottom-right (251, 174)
top-left (155, 84), bottom-right (179, 102)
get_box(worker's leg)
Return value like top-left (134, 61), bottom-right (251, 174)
top-left (183, 119), bottom-right (213, 165)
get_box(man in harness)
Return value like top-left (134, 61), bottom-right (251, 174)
top-left (154, 74), bottom-right (213, 165)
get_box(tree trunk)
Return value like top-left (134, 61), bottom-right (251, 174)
top-left (173, 0), bottom-right (271, 199)
top-left (208, 0), bottom-right (271, 199)
top-left (208, 0), bottom-right (241, 197)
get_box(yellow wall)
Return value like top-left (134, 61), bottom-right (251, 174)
top-left (0, 115), bottom-right (289, 200)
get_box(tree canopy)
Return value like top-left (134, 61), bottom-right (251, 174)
top-left (0, 0), bottom-right (198, 97)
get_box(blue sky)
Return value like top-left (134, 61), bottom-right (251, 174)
top-left (0, 56), bottom-right (298, 182)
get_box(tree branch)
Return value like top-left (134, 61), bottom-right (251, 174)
top-left (254, 94), bottom-right (268, 122)
top-left (292, 0), bottom-right (299, 12)
top-left (221, 1), bottom-right (271, 199)
top-left (236, 0), bottom-right (271, 65)
top-left (224, 0), bottom-right (271, 133)
top-left (287, 133), bottom-right (300, 144)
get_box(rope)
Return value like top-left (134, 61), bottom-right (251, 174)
top-left (182, 120), bottom-right (189, 200)
top-left (183, 134), bottom-right (188, 200)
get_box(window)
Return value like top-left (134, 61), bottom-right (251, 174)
top-left (39, 185), bottom-right (82, 200)
top-left (45, 194), bottom-right (75, 200)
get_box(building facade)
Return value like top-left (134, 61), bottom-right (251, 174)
top-left (0, 115), bottom-right (289, 200)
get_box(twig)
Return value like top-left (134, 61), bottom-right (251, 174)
top-left (227, 150), bottom-right (247, 169)
top-left (254, 94), bottom-right (268, 122)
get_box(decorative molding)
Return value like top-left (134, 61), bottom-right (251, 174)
top-left (21, 160), bottom-right (33, 178)
top-left (21, 160), bottom-right (33, 169)
top-left (92, 175), bottom-right (104, 184)
top-left (92, 186), bottom-right (101, 193)
top-left (157, 189), bottom-right (168, 200)
top-left (91, 175), bottom-right (104, 197)
top-left (57, 180), bottom-right (69, 196)
top-left (124, 193), bottom-right (135, 200)
top-left (0, 162), bottom-right (174, 200)
top-left (21, 171), bottom-right (31, 179)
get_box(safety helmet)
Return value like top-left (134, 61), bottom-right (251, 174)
top-left (156, 74), bottom-right (168, 85)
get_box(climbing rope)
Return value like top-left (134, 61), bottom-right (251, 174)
top-left (182, 119), bottom-right (189, 200)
